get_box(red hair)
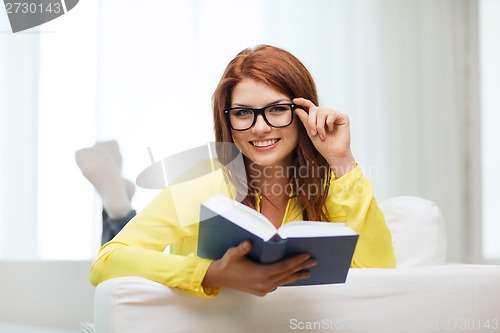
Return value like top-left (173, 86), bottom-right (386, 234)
top-left (213, 45), bottom-right (330, 221)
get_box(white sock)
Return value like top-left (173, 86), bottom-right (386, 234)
top-left (94, 140), bottom-right (122, 170)
top-left (75, 144), bottom-right (132, 219)
top-left (123, 178), bottom-right (136, 202)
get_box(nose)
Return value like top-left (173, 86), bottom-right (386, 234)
top-left (251, 114), bottom-right (271, 134)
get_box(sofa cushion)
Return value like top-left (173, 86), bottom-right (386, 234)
top-left (380, 196), bottom-right (447, 267)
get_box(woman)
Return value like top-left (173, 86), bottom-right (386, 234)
top-left (90, 45), bottom-right (395, 298)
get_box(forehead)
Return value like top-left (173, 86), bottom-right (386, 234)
top-left (231, 78), bottom-right (288, 107)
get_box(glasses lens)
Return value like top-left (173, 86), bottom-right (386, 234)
top-left (264, 104), bottom-right (293, 127)
top-left (228, 108), bottom-right (255, 130)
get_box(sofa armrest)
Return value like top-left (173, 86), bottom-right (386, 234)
top-left (94, 264), bottom-right (500, 333)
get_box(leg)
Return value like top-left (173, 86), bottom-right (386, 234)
top-left (75, 141), bottom-right (136, 243)
top-left (101, 209), bottom-right (136, 245)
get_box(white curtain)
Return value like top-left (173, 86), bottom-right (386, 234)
top-left (0, 24), bottom-right (40, 258)
top-left (0, 0), bottom-right (488, 262)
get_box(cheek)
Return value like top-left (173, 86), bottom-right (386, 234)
top-left (230, 131), bottom-right (244, 149)
top-left (286, 124), bottom-right (300, 146)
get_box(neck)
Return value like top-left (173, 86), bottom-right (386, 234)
top-left (247, 162), bottom-right (292, 198)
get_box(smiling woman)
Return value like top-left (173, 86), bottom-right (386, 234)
top-left (88, 44), bottom-right (397, 298)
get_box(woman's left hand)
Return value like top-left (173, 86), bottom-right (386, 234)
top-left (293, 98), bottom-right (356, 177)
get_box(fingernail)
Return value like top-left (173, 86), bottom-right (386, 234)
top-left (308, 260), bottom-right (318, 267)
top-left (300, 254), bottom-right (311, 261)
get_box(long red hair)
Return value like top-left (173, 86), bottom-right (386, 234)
top-left (213, 45), bottom-right (330, 221)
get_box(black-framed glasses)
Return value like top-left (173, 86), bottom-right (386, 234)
top-left (224, 103), bottom-right (297, 131)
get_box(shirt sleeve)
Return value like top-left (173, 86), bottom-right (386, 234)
top-left (90, 184), bottom-right (221, 298)
top-left (325, 165), bottom-right (396, 268)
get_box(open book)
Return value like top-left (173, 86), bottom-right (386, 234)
top-left (197, 194), bottom-right (359, 286)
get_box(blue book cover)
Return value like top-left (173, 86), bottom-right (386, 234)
top-left (197, 194), bottom-right (359, 286)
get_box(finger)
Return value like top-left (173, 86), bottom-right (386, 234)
top-left (275, 270), bottom-right (312, 287)
top-left (326, 113), bottom-right (335, 132)
top-left (332, 111), bottom-right (349, 127)
top-left (309, 108), bottom-right (318, 136)
top-left (272, 258), bottom-right (317, 286)
top-left (295, 108), bottom-right (316, 137)
top-left (236, 241), bottom-right (252, 255)
top-left (316, 110), bottom-right (328, 140)
top-left (293, 97), bottom-right (316, 110)
top-left (295, 107), bottom-right (309, 127)
top-left (225, 241), bottom-right (252, 260)
top-left (267, 254), bottom-right (315, 278)
top-left (293, 98), bottom-right (319, 136)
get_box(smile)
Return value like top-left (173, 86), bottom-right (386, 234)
top-left (251, 139), bottom-right (280, 147)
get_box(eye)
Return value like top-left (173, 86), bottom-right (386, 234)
top-left (267, 105), bottom-right (290, 113)
top-left (231, 108), bottom-right (254, 117)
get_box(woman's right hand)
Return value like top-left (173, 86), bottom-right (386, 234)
top-left (201, 241), bottom-right (317, 296)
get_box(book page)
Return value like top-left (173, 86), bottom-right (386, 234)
top-left (203, 194), bottom-right (278, 240)
top-left (278, 221), bottom-right (357, 239)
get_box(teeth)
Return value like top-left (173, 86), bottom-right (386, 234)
top-left (252, 139), bottom-right (278, 147)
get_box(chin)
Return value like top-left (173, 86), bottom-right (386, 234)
top-left (248, 154), bottom-right (291, 169)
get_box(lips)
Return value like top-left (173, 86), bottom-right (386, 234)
top-left (250, 139), bottom-right (280, 147)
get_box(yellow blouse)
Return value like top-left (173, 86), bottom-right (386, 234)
top-left (90, 165), bottom-right (395, 298)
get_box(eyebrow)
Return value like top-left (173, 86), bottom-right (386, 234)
top-left (231, 99), bottom-right (290, 108)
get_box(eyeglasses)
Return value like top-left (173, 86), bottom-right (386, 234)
top-left (224, 103), bottom-right (297, 131)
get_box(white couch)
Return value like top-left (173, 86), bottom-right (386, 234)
top-left (93, 197), bottom-right (500, 333)
top-left (0, 260), bottom-right (94, 333)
